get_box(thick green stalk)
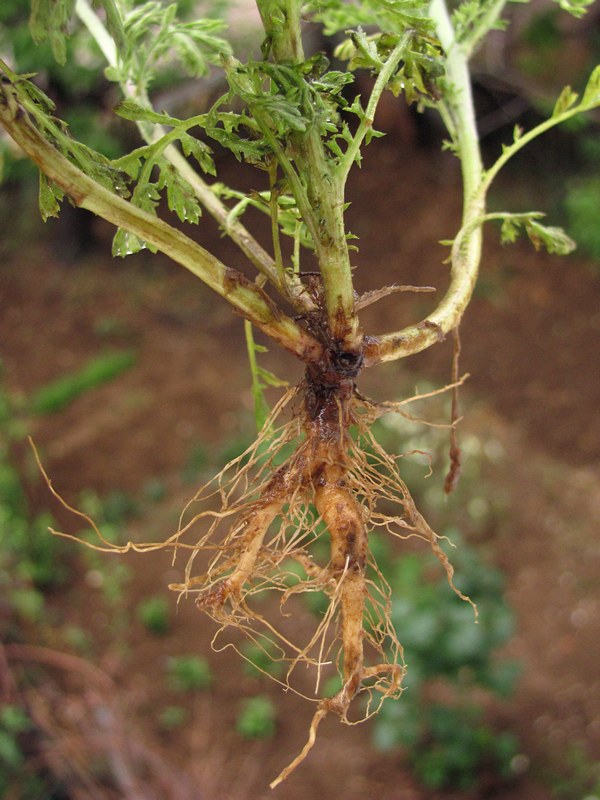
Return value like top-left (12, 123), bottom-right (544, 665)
top-left (256, 0), bottom-right (360, 350)
top-left (0, 74), bottom-right (321, 362)
top-left (364, 0), bottom-right (485, 366)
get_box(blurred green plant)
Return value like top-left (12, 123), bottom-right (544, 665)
top-left (236, 695), bottom-right (277, 740)
top-left (0, 0), bottom-right (119, 183)
top-left (137, 594), bottom-right (171, 635)
top-left (371, 538), bottom-right (520, 790)
top-left (0, 364), bottom-right (66, 623)
top-left (29, 350), bottom-right (136, 414)
top-left (549, 744), bottom-right (600, 800)
top-left (166, 655), bottom-right (213, 693)
top-left (564, 176), bottom-right (600, 263)
top-left (0, 704), bottom-right (49, 800)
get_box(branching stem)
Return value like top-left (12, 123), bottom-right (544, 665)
top-left (75, 0), bottom-right (314, 311)
top-left (257, 0), bottom-right (360, 349)
top-left (336, 34), bottom-right (412, 183)
top-left (365, 0), bottom-right (484, 365)
top-left (0, 74), bottom-right (321, 361)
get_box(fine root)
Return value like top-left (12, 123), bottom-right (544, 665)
top-left (35, 379), bottom-right (475, 785)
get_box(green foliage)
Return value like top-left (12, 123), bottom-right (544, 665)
top-left (106, 1), bottom-right (231, 89)
top-left (244, 321), bottom-right (288, 432)
top-left (166, 655), bottom-right (213, 692)
top-left (498, 213), bottom-right (577, 256)
top-left (0, 367), bottom-right (65, 605)
top-left (371, 537), bottom-right (520, 789)
top-left (29, 350), bottom-right (136, 414)
top-left (235, 695), bottom-right (277, 740)
top-left (182, 442), bottom-right (209, 483)
top-left (564, 177), bottom-right (600, 263)
top-left (452, 0), bottom-right (508, 47)
top-left (551, 0), bottom-right (596, 18)
top-left (549, 744), bottom-right (600, 799)
top-left (0, 705), bottom-right (38, 799)
top-left (413, 706), bottom-right (518, 790)
top-left (137, 595), bottom-right (171, 635)
top-left (310, 0), bottom-right (434, 39)
top-left (29, 0), bottom-right (76, 64)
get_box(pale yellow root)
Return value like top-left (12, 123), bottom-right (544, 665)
top-left (270, 704), bottom-right (328, 789)
top-left (31, 381), bottom-right (476, 790)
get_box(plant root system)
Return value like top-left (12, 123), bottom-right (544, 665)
top-left (35, 352), bottom-right (473, 786)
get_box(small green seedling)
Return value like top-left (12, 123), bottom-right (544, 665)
top-left (166, 655), bottom-right (213, 693)
top-left (137, 595), bottom-right (171, 635)
top-left (236, 696), bottom-right (277, 740)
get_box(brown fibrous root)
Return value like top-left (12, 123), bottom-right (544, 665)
top-left (33, 346), bottom-right (475, 787)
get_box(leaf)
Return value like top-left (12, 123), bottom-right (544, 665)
top-left (38, 172), bottom-right (64, 221)
top-left (581, 65), bottom-right (600, 110)
top-left (312, 70), bottom-right (354, 96)
top-left (68, 141), bottom-right (130, 197)
top-left (29, 0), bottom-right (76, 65)
top-left (552, 85), bottom-right (579, 117)
top-left (120, 4), bottom-right (231, 88)
top-left (551, 0), bottom-right (595, 18)
top-left (115, 100), bottom-right (181, 126)
top-left (499, 217), bottom-right (520, 245)
top-left (498, 213), bottom-right (576, 255)
top-left (111, 150), bottom-right (143, 180)
top-left (112, 228), bottom-right (154, 257)
top-left (179, 132), bottom-right (215, 175)
top-left (170, 20), bottom-right (232, 76)
top-left (157, 165), bottom-right (202, 224)
top-left (93, 0), bottom-right (127, 52)
top-left (525, 220), bottom-right (576, 255)
top-left (131, 180), bottom-right (161, 215)
top-left (257, 367), bottom-right (288, 389)
top-left (206, 126), bottom-right (268, 163)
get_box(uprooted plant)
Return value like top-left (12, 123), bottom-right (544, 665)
top-left (2, 0), bottom-right (599, 786)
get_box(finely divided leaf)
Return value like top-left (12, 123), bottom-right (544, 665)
top-left (179, 132), bottom-right (216, 176)
top-left (115, 100), bottom-right (181, 126)
top-left (551, 0), bottom-right (595, 18)
top-left (29, 0), bottom-right (76, 64)
top-left (112, 228), bottom-right (152, 257)
top-left (499, 213), bottom-right (576, 255)
top-left (39, 172), bottom-right (64, 220)
top-left (552, 86), bottom-right (579, 117)
top-left (581, 65), bottom-right (600, 110)
top-left (93, 0), bottom-right (127, 52)
top-left (525, 221), bottom-right (576, 255)
top-left (157, 165), bottom-right (202, 224)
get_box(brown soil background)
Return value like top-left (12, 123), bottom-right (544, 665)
top-left (1, 122), bottom-right (599, 799)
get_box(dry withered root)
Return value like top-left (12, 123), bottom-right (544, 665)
top-left (37, 337), bottom-right (473, 787)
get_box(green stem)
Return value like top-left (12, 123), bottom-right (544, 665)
top-left (0, 77), bottom-right (321, 362)
top-left (480, 106), bottom-right (590, 194)
top-left (365, 0), bottom-right (485, 365)
top-left (459, 0), bottom-right (509, 58)
top-left (268, 164), bottom-right (286, 287)
top-left (336, 35), bottom-right (411, 183)
top-left (257, 0), bottom-right (360, 348)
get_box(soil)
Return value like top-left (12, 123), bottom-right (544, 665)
top-left (1, 133), bottom-right (599, 800)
